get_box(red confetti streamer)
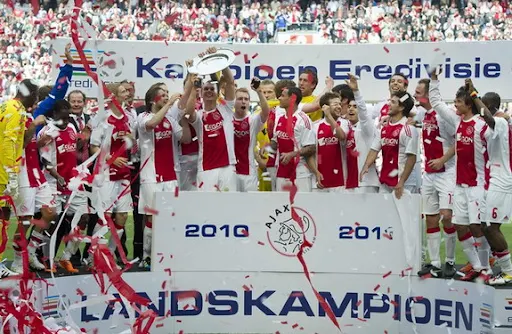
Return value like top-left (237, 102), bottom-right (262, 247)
top-left (258, 65), bottom-right (274, 76)
top-left (252, 53), bottom-right (259, 59)
top-left (76, 288), bottom-right (84, 296)
top-left (357, 318), bottom-right (368, 322)
top-left (383, 46), bottom-right (390, 53)
top-left (174, 186), bottom-right (179, 197)
top-left (244, 54), bottom-right (250, 64)
top-left (242, 285), bottom-right (251, 291)
top-left (143, 206), bottom-right (159, 215)
top-left (382, 271), bottom-right (392, 278)
top-left (164, 268), bottom-right (172, 276)
top-left (281, 321), bottom-right (287, 324)
top-left (356, 300), bottom-right (362, 307)
top-left (373, 284), bottom-right (381, 292)
top-left (292, 323), bottom-right (299, 329)
top-left (245, 275), bottom-right (250, 279)
top-left (234, 51), bottom-right (241, 56)
top-left (354, 222), bottom-right (360, 226)
top-left (257, 241), bottom-right (265, 246)
top-left (164, 12), bottom-right (180, 26)
top-left (242, 27), bottom-right (256, 38)
top-left (161, 280), bottom-right (166, 289)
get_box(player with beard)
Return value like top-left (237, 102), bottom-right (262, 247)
top-left (38, 101), bottom-right (89, 273)
top-left (429, 69), bottom-right (492, 282)
top-left (312, 92), bottom-right (349, 192)
top-left (297, 69), bottom-right (334, 122)
top-left (361, 91), bottom-right (419, 199)
top-left (413, 78), bottom-right (458, 278)
top-left (343, 75), bottom-right (379, 193)
top-left (270, 86), bottom-right (316, 192)
top-left (466, 81), bottom-right (512, 285)
top-left (372, 73), bottom-right (422, 193)
top-left (233, 80), bottom-right (269, 192)
top-left (186, 47), bottom-right (237, 192)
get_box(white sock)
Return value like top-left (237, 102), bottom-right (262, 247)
top-left (61, 239), bottom-right (79, 261)
top-left (443, 226), bottom-right (457, 264)
top-left (426, 227), bottom-right (441, 268)
top-left (495, 251), bottom-right (512, 275)
top-left (461, 235), bottom-right (483, 270)
top-left (108, 226), bottom-right (124, 254)
top-left (143, 222), bottom-right (153, 259)
top-left (476, 236), bottom-right (491, 270)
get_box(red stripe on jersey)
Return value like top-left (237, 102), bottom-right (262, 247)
top-left (509, 125), bottom-right (512, 172)
top-left (300, 113), bottom-right (311, 130)
top-left (404, 124), bottom-right (411, 137)
top-left (480, 124), bottom-right (490, 190)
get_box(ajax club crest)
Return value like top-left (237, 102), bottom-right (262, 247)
top-left (265, 205), bottom-right (317, 257)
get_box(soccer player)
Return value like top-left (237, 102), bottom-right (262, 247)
top-left (297, 70), bottom-right (334, 122)
top-left (137, 84), bottom-right (192, 268)
top-left (38, 100), bottom-right (88, 273)
top-left (467, 82), bottom-right (512, 285)
top-left (361, 91), bottom-right (419, 199)
top-left (259, 80), bottom-right (296, 191)
top-left (413, 78), bottom-right (458, 278)
top-left (233, 80), bottom-right (269, 192)
top-left (429, 69), bottom-right (491, 282)
top-left (343, 75), bottom-right (379, 193)
top-left (90, 83), bottom-right (133, 259)
top-left (313, 92), bottom-right (349, 192)
top-left (186, 47), bottom-right (237, 192)
top-left (0, 79), bottom-right (39, 277)
top-left (10, 112), bottom-right (52, 274)
top-left (270, 86), bottom-right (316, 192)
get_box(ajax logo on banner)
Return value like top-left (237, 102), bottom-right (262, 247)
top-left (265, 205), bottom-right (317, 257)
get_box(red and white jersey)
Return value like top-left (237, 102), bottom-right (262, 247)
top-left (38, 123), bottom-right (78, 195)
top-left (19, 115), bottom-right (46, 188)
top-left (137, 112), bottom-right (182, 184)
top-left (345, 91), bottom-right (379, 189)
top-left (273, 110), bottom-right (316, 179)
top-left (416, 107), bottom-right (456, 174)
top-left (429, 80), bottom-right (491, 188)
top-left (314, 118), bottom-right (349, 188)
top-left (371, 99), bottom-right (390, 122)
top-left (487, 117), bottom-right (512, 191)
top-left (371, 117), bottom-right (419, 187)
top-left (265, 107), bottom-right (284, 168)
top-left (90, 111), bottom-right (132, 181)
top-left (191, 100), bottom-right (236, 172)
top-left (234, 114), bottom-right (264, 176)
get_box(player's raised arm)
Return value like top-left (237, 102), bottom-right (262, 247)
top-left (429, 69), bottom-right (459, 127)
top-left (252, 78), bottom-right (269, 124)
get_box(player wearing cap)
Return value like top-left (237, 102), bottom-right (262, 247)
top-left (186, 47), bottom-right (237, 192)
top-left (361, 91), bottom-right (419, 199)
top-left (270, 86), bottom-right (316, 192)
top-left (414, 78), bottom-right (458, 279)
top-left (233, 80), bottom-right (269, 192)
top-left (468, 83), bottom-right (512, 285)
top-left (429, 69), bottom-right (492, 282)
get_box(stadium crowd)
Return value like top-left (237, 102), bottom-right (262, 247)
top-left (2, 0), bottom-right (512, 100)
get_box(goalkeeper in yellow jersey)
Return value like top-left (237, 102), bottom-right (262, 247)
top-left (0, 79), bottom-right (39, 277)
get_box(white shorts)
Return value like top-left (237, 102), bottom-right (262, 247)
top-left (484, 190), bottom-right (512, 224)
top-left (97, 180), bottom-right (133, 213)
top-left (422, 170), bottom-right (455, 215)
top-left (453, 186), bottom-right (485, 226)
top-left (57, 192), bottom-right (88, 215)
top-left (197, 166), bottom-right (237, 192)
top-left (345, 186), bottom-right (379, 194)
top-left (14, 183), bottom-right (55, 216)
top-left (236, 174), bottom-right (258, 192)
top-left (379, 184), bottom-right (417, 194)
top-left (179, 154), bottom-right (198, 191)
top-left (313, 186), bottom-right (344, 193)
top-left (276, 175), bottom-right (312, 192)
top-left (139, 181), bottom-right (179, 215)
top-left (267, 167), bottom-right (277, 191)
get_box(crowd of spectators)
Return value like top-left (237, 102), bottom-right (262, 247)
top-left (1, 0), bottom-right (511, 100)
